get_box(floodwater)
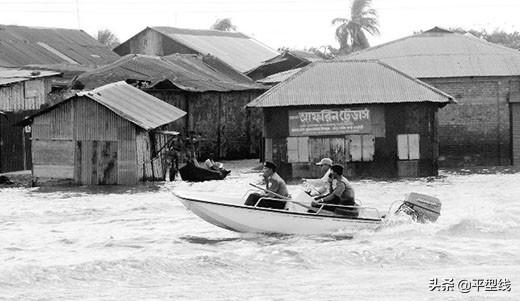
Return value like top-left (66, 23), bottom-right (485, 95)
top-left (0, 160), bottom-right (519, 300)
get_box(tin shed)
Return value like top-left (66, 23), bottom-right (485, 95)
top-left (28, 81), bottom-right (186, 185)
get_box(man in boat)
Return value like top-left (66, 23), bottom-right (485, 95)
top-left (310, 164), bottom-right (357, 216)
top-left (304, 157), bottom-right (334, 195)
top-left (244, 161), bottom-right (289, 209)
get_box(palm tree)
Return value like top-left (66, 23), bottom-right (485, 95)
top-left (211, 18), bottom-right (237, 32)
top-left (332, 0), bottom-right (379, 55)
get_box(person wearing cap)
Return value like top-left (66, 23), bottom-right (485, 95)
top-left (244, 161), bottom-right (289, 208)
top-left (304, 158), bottom-right (334, 195)
top-left (311, 164), bottom-right (356, 214)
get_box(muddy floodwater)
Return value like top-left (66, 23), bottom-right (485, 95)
top-left (1, 160), bottom-right (519, 300)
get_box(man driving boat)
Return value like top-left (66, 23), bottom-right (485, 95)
top-left (310, 164), bottom-right (357, 216)
top-left (244, 161), bottom-right (289, 209)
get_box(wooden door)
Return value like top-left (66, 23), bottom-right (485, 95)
top-left (75, 140), bottom-right (118, 185)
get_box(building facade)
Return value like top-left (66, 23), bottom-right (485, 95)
top-left (345, 27), bottom-right (520, 167)
top-left (247, 60), bottom-right (454, 179)
top-left (0, 69), bottom-right (61, 172)
top-left (74, 54), bottom-right (267, 160)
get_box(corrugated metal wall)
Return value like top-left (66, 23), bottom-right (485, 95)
top-left (32, 101), bottom-right (73, 140)
top-left (136, 130), bottom-right (171, 181)
top-left (32, 101), bottom-right (74, 179)
top-left (0, 78), bottom-right (51, 112)
top-left (0, 78), bottom-right (53, 172)
top-left (32, 97), bottom-right (140, 185)
top-left (73, 97), bottom-right (137, 184)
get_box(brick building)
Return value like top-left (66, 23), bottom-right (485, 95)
top-left (345, 27), bottom-right (520, 167)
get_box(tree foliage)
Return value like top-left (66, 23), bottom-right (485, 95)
top-left (451, 28), bottom-right (520, 50)
top-left (332, 0), bottom-right (379, 55)
top-left (211, 18), bottom-right (237, 31)
top-left (97, 29), bottom-right (120, 49)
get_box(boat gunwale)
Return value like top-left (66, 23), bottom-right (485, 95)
top-left (175, 194), bottom-right (383, 223)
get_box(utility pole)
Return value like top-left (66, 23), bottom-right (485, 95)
top-left (75, 0), bottom-right (81, 29)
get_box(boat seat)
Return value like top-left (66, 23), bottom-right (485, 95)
top-left (334, 208), bottom-right (359, 218)
top-left (257, 198), bottom-right (287, 210)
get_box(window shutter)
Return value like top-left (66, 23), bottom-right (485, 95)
top-left (287, 137), bottom-right (299, 163)
top-left (397, 134), bottom-right (409, 160)
top-left (408, 134), bottom-right (420, 160)
top-left (297, 136), bottom-right (309, 162)
top-left (350, 135), bottom-right (362, 161)
top-left (265, 138), bottom-right (273, 161)
top-left (362, 135), bottom-right (375, 161)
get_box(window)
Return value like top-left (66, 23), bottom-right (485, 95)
top-left (397, 134), bottom-right (420, 160)
top-left (287, 137), bottom-right (309, 163)
top-left (349, 135), bottom-right (375, 162)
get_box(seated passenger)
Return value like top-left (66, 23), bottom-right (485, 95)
top-left (245, 161), bottom-right (289, 209)
top-left (304, 157), bottom-right (334, 195)
top-left (310, 164), bottom-right (357, 216)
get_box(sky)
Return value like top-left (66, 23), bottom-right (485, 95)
top-left (1, 0), bottom-right (520, 50)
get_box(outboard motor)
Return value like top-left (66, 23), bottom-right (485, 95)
top-left (395, 193), bottom-right (442, 223)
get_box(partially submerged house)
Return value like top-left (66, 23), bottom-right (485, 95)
top-left (0, 68), bottom-right (61, 172)
top-left (344, 27), bottom-right (520, 167)
top-left (113, 26), bottom-right (279, 73)
top-left (247, 60), bottom-right (454, 179)
top-left (27, 81), bottom-right (186, 185)
top-left (246, 50), bottom-right (322, 80)
top-left (73, 54), bottom-right (268, 159)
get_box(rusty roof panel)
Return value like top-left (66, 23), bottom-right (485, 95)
top-left (0, 68), bottom-right (60, 86)
top-left (257, 68), bottom-right (303, 84)
top-left (151, 27), bottom-right (279, 73)
top-left (0, 25), bottom-right (120, 67)
top-left (78, 82), bottom-right (186, 130)
top-left (247, 60), bottom-right (454, 108)
top-left (343, 29), bottom-right (520, 78)
top-left (76, 54), bottom-right (265, 91)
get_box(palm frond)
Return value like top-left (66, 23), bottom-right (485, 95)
top-left (351, 0), bottom-right (373, 18)
top-left (332, 17), bottom-right (349, 25)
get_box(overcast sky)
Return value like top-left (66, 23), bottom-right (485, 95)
top-left (1, 0), bottom-right (519, 50)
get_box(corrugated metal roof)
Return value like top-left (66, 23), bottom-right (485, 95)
top-left (76, 54), bottom-right (265, 91)
top-left (0, 25), bottom-right (120, 67)
top-left (261, 50), bottom-right (322, 65)
top-left (286, 50), bottom-right (322, 62)
top-left (343, 28), bottom-right (520, 78)
top-left (149, 27), bottom-right (279, 73)
top-left (257, 68), bottom-right (303, 84)
top-left (247, 60), bottom-right (454, 108)
top-left (0, 68), bottom-right (60, 86)
top-left (78, 82), bottom-right (186, 130)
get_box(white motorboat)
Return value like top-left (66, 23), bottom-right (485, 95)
top-left (173, 186), bottom-right (442, 235)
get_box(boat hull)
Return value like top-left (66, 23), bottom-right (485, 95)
top-left (174, 192), bottom-right (381, 235)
